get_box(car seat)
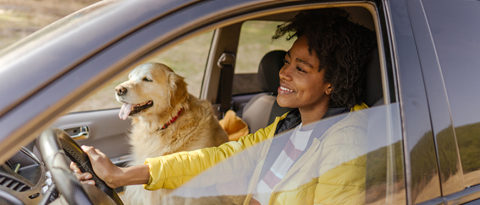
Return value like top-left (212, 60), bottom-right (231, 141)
top-left (240, 50), bottom-right (294, 133)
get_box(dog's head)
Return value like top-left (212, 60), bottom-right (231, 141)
top-left (115, 63), bottom-right (188, 120)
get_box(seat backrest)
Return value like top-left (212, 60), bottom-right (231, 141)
top-left (242, 50), bottom-right (293, 133)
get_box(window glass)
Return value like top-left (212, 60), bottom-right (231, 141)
top-left (233, 21), bottom-right (293, 95)
top-left (69, 31), bottom-right (213, 112)
top-left (423, 0), bottom-right (480, 186)
top-left (161, 104), bottom-right (405, 205)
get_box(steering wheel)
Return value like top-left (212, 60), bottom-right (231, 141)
top-left (38, 128), bottom-right (123, 205)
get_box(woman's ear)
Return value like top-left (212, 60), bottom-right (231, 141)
top-left (325, 83), bottom-right (333, 95)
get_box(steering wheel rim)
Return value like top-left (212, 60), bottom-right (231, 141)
top-left (38, 128), bottom-right (123, 205)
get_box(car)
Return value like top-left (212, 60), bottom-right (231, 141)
top-left (1, 0), bottom-right (480, 204)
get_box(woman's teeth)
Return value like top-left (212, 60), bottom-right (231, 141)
top-left (280, 86), bottom-right (293, 92)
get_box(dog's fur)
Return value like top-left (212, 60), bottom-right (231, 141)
top-left (115, 63), bottom-right (229, 205)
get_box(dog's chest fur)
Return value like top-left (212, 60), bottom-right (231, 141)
top-left (128, 121), bottom-right (197, 164)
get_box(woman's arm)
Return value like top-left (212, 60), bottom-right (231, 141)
top-left (70, 146), bottom-right (149, 188)
top-left (71, 121), bottom-right (276, 189)
top-left (144, 124), bottom-right (274, 190)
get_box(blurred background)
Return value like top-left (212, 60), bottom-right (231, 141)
top-left (0, 0), bottom-right (100, 50)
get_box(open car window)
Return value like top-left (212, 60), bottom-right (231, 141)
top-left (69, 30), bottom-right (214, 113)
top-left (162, 103), bottom-right (405, 204)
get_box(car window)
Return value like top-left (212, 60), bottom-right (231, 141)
top-left (162, 104), bottom-right (405, 204)
top-left (69, 31), bottom-right (214, 113)
top-left (232, 20), bottom-right (293, 95)
top-left (422, 0), bottom-right (480, 187)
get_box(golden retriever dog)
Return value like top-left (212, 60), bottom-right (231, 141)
top-left (115, 62), bottom-right (229, 205)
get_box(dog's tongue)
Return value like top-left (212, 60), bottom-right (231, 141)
top-left (119, 103), bottom-right (133, 120)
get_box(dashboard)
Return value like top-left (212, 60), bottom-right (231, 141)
top-left (0, 143), bottom-right (58, 205)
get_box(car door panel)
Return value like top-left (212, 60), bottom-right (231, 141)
top-left (52, 109), bottom-right (132, 166)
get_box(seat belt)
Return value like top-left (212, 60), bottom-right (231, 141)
top-left (216, 53), bottom-right (235, 117)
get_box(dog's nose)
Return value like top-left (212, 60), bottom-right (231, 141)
top-left (116, 85), bottom-right (127, 96)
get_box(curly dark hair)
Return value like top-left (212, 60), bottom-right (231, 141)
top-left (273, 8), bottom-right (377, 108)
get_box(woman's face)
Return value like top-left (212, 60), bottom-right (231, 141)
top-left (277, 36), bottom-right (332, 111)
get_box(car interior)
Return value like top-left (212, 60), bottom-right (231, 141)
top-left (0, 3), bottom-right (396, 204)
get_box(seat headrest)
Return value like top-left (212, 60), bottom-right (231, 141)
top-left (364, 48), bottom-right (383, 107)
top-left (257, 50), bottom-right (286, 94)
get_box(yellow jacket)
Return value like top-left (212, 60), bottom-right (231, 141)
top-left (145, 104), bottom-right (368, 205)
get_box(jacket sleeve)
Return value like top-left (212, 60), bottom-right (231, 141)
top-left (314, 126), bottom-right (368, 205)
top-left (143, 122), bottom-right (276, 190)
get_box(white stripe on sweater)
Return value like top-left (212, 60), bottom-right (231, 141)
top-left (252, 123), bottom-right (313, 204)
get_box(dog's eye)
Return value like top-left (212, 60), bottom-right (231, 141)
top-left (143, 77), bottom-right (153, 82)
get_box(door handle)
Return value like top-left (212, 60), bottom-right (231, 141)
top-left (64, 126), bottom-right (90, 140)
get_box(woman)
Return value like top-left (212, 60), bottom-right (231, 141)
top-left (72, 8), bottom-right (376, 204)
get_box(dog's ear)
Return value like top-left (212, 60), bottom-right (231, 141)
top-left (167, 71), bottom-right (180, 91)
top-left (167, 71), bottom-right (189, 107)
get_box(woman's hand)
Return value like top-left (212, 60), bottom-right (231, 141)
top-left (70, 145), bottom-right (122, 188)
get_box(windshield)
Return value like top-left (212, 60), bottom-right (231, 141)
top-left (160, 103), bottom-right (405, 204)
top-left (0, 0), bottom-right (121, 56)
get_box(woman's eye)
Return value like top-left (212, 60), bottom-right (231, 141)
top-left (143, 77), bottom-right (153, 82)
top-left (296, 67), bottom-right (306, 73)
top-left (283, 59), bottom-right (290, 65)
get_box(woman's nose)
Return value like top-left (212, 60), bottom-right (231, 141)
top-left (279, 64), bottom-right (292, 81)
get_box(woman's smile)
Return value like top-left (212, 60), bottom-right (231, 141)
top-left (278, 85), bottom-right (294, 94)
